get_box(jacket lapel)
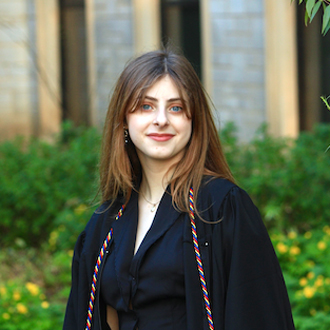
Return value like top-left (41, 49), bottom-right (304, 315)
top-left (134, 190), bottom-right (182, 259)
top-left (111, 191), bottom-right (138, 309)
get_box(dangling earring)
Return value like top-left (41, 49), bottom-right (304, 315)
top-left (124, 128), bottom-right (129, 144)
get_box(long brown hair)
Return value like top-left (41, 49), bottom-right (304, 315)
top-left (99, 49), bottom-right (235, 213)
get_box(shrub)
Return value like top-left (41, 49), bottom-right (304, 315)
top-left (271, 226), bottom-right (330, 329)
top-left (0, 122), bottom-right (100, 247)
top-left (221, 123), bottom-right (330, 231)
top-left (0, 279), bottom-right (64, 330)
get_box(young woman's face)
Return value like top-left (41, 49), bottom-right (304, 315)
top-left (126, 75), bottom-right (192, 166)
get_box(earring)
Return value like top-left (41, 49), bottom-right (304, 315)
top-left (124, 129), bottom-right (129, 144)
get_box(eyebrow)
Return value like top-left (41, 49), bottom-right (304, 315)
top-left (144, 95), bottom-right (184, 103)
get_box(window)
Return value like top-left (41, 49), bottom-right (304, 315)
top-left (161, 0), bottom-right (201, 78)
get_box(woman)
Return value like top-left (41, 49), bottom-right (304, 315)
top-left (63, 49), bottom-right (295, 330)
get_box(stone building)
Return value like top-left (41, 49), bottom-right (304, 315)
top-left (0, 0), bottom-right (329, 141)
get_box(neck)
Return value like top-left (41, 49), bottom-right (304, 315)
top-left (139, 159), bottom-right (174, 203)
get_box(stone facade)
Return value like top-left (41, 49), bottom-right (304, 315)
top-left (0, 0), bottom-right (37, 139)
top-left (91, 0), bottom-right (134, 127)
top-left (209, 0), bottom-right (266, 141)
top-left (0, 0), bottom-right (296, 141)
top-left (0, 0), bottom-right (61, 141)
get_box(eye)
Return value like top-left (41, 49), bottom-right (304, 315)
top-left (170, 105), bottom-right (183, 113)
top-left (141, 104), bottom-right (153, 111)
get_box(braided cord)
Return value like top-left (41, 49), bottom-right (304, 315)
top-left (190, 188), bottom-right (214, 330)
top-left (85, 190), bottom-right (213, 330)
top-left (85, 206), bottom-right (124, 330)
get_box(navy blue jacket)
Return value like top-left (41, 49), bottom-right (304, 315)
top-left (63, 178), bottom-right (295, 330)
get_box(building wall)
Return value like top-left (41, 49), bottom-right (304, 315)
top-left (0, 0), bottom-right (298, 141)
top-left (0, 0), bottom-right (61, 141)
top-left (0, 0), bottom-right (37, 139)
top-left (89, 0), bottom-right (135, 127)
top-left (208, 0), bottom-right (266, 141)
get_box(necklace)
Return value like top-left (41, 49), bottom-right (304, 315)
top-left (140, 192), bottom-right (162, 212)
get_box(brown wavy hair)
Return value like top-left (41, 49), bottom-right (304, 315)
top-left (99, 49), bottom-right (234, 213)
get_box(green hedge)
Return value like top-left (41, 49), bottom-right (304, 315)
top-left (0, 122), bottom-right (100, 247)
top-left (1, 122), bottom-right (330, 329)
top-left (221, 123), bottom-right (330, 231)
top-left (0, 122), bottom-right (329, 248)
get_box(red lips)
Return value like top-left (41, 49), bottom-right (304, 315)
top-left (147, 133), bottom-right (174, 142)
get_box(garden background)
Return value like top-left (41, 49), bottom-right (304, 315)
top-left (0, 121), bottom-right (330, 329)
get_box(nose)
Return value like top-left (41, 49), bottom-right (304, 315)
top-left (153, 107), bottom-right (169, 126)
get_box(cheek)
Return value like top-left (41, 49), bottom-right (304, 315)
top-left (183, 120), bottom-right (192, 140)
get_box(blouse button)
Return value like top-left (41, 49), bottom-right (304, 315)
top-left (204, 241), bottom-right (209, 247)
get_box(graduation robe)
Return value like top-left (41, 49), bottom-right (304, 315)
top-left (63, 178), bottom-right (295, 330)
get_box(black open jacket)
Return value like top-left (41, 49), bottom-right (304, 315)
top-left (63, 178), bottom-right (295, 330)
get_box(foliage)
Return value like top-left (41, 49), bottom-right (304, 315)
top-left (221, 123), bottom-right (330, 231)
top-left (1, 122), bottom-right (330, 329)
top-left (272, 226), bottom-right (330, 329)
top-left (0, 122), bottom-right (100, 247)
top-left (293, 0), bottom-right (330, 35)
top-left (0, 248), bottom-right (72, 329)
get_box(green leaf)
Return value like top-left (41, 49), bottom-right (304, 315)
top-left (321, 96), bottom-right (330, 110)
top-left (322, 5), bottom-right (330, 34)
top-left (306, 0), bottom-right (316, 18)
top-left (323, 21), bottom-right (330, 35)
top-left (299, 0), bottom-right (304, 4)
top-left (310, 1), bottom-right (322, 22)
top-left (305, 9), bottom-right (309, 25)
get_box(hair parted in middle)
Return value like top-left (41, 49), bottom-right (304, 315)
top-left (99, 48), bottom-right (235, 214)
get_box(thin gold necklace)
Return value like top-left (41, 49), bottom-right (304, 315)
top-left (139, 193), bottom-right (162, 212)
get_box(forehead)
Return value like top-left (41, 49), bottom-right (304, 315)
top-left (143, 75), bottom-right (185, 100)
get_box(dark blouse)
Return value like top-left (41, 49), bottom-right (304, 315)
top-left (63, 178), bottom-right (295, 330)
top-left (100, 190), bottom-right (187, 330)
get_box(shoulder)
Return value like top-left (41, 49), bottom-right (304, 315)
top-left (197, 176), bottom-right (259, 223)
top-left (77, 198), bottom-right (124, 253)
top-left (200, 176), bottom-right (236, 195)
top-left (198, 176), bottom-right (238, 209)
top-left (85, 198), bottom-right (123, 231)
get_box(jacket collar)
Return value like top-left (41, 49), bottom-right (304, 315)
top-left (111, 188), bottom-right (182, 309)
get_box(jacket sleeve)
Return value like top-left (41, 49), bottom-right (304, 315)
top-left (62, 230), bottom-right (86, 330)
top-left (213, 187), bottom-right (295, 330)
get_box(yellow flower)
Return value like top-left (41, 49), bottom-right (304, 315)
top-left (288, 231), bottom-right (297, 239)
top-left (299, 278), bottom-right (308, 287)
top-left (2, 313), bottom-right (10, 320)
top-left (323, 226), bottom-right (330, 236)
top-left (74, 204), bottom-right (87, 216)
top-left (303, 286), bottom-right (316, 298)
top-left (306, 260), bottom-right (315, 268)
top-left (49, 230), bottom-right (59, 246)
top-left (317, 241), bottom-right (327, 250)
top-left (0, 286), bottom-right (7, 296)
top-left (26, 282), bottom-right (39, 296)
top-left (315, 277), bottom-right (324, 287)
top-left (276, 242), bottom-right (288, 254)
top-left (289, 246), bottom-right (301, 256)
top-left (41, 301), bottom-right (49, 309)
top-left (310, 308), bottom-right (317, 316)
top-left (307, 272), bottom-right (315, 279)
top-left (68, 250), bottom-right (74, 257)
top-left (13, 291), bottom-right (21, 301)
top-left (304, 231), bottom-right (312, 239)
top-left (16, 303), bottom-right (28, 314)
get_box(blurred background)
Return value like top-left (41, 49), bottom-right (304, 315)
top-left (1, 0), bottom-right (330, 142)
top-left (1, 0), bottom-right (330, 329)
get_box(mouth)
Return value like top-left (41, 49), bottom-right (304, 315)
top-left (147, 133), bottom-right (174, 142)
